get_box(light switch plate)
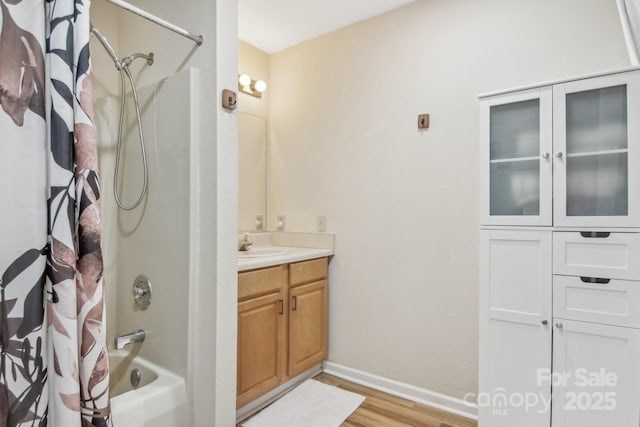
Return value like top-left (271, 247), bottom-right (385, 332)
top-left (317, 216), bottom-right (327, 232)
top-left (418, 113), bottom-right (430, 130)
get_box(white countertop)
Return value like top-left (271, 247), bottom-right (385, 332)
top-left (237, 246), bottom-right (334, 272)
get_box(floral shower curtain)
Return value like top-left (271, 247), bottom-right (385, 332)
top-left (0, 0), bottom-right (110, 425)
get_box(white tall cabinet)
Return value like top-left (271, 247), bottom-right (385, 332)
top-left (479, 69), bottom-right (640, 427)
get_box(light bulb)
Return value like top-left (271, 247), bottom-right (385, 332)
top-left (254, 80), bottom-right (267, 93)
top-left (238, 74), bottom-right (251, 87)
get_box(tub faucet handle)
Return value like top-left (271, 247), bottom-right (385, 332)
top-left (133, 275), bottom-right (152, 310)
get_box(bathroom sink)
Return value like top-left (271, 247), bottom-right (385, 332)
top-left (238, 248), bottom-right (288, 258)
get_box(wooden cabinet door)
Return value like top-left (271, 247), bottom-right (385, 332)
top-left (237, 291), bottom-right (286, 408)
top-left (551, 320), bottom-right (640, 427)
top-left (288, 280), bottom-right (327, 378)
top-left (479, 229), bottom-right (552, 427)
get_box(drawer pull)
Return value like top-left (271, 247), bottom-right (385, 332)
top-left (580, 276), bottom-right (611, 284)
top-left (580, 231), bottom-right (611, 238)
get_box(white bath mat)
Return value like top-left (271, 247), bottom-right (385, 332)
top-left (243, 379), bottom-right (365, 427)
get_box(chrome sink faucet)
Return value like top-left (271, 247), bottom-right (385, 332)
top-left (238, 232), bottom-right (253, 252)
top-left (114, 329), bottom-right (145, 350)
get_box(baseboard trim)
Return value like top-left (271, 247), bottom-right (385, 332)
top-left (322, 361), bottom-right (478, 420)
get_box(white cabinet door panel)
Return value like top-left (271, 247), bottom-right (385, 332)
top-left (479, 230), bottom-right (552, 427)
top-left (551, 320), bottom-right (640, 427)
top-left (480, 318), bottom-right (551, 427)
top-left (483, 230), bottom-right (552, 321)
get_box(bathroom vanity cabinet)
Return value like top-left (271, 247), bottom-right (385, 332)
top-left (479, 69), bottom-right (640, 427)
top-left (237, 265), bottom-right (288, 408)
top-left (287, 258), bottom-right (328, 378)
top-left (237, 257), bottom-right (328, 409)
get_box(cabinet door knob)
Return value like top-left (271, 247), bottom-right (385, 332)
top-left (555, 152), bottom-right (564, 159)
top-left (541, 320), bottom-right (549, 326)
top-left (542, 152), bottom-right (550, 159)
top-left (556, 322), bottom-right (563, 329)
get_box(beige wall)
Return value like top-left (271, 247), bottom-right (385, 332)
top-left (268, 0), bottom-right (629, 400)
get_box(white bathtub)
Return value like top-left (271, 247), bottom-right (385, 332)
top-left (109, 350), bottom-right (187, 427)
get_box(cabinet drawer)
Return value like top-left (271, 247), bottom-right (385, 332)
top-left (238, 265), bottom-right (286, 300)
top-left (553, 232), bottom-right (640, 280)
top-left (289, 258), bottom-right (328, 286)
top-left (553, 275), bottom-right (640, 328)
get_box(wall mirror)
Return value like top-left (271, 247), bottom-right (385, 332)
top-left (238, 112), bottom-right (267, 232)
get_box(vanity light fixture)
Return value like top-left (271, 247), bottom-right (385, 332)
top-left (238, 74), bottom-right (251, 86)
top-left (238, 73), bottom-right (267, 98)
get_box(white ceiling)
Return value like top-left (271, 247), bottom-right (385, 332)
top-left (238, 0), bottom-right (416, 53)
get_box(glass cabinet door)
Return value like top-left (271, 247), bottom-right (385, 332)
top-left (554, 71), bottom-right (640, 227)
top-left (481, 88), bottom-right (553, 226)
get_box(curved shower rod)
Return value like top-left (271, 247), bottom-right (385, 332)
top-left (616, 0), bottom-right (639, 65)
top-left (102, 0), bottom-right (204, 46)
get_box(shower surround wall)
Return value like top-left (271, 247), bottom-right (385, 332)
top-left (96, 69), bottom-right (196, 380)
top-left (91, 0), bottom-right (238, 425)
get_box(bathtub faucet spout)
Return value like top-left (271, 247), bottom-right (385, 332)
top-left (115, 329), bottom-right (146, 350)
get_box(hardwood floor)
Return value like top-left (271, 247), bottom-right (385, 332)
top-left (315, 373), bottom-right (476, 427)
top-left (240, 373), bottom-right (477, 427)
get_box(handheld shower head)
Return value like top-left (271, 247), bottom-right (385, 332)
top-left (121, 52), bottom-right (155, 68)
top-left (90, 23), bottom-right (155, 211)
top-left (90, 24), bottom-right (122, 70)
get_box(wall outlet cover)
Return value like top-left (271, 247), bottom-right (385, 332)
top-left (255, 214), bottom-right (265, 231)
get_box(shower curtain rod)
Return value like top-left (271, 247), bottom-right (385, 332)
top-left (102, 0), bottom-right (204, 46)
top-left (616, 0), bottom-right (640, 66)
